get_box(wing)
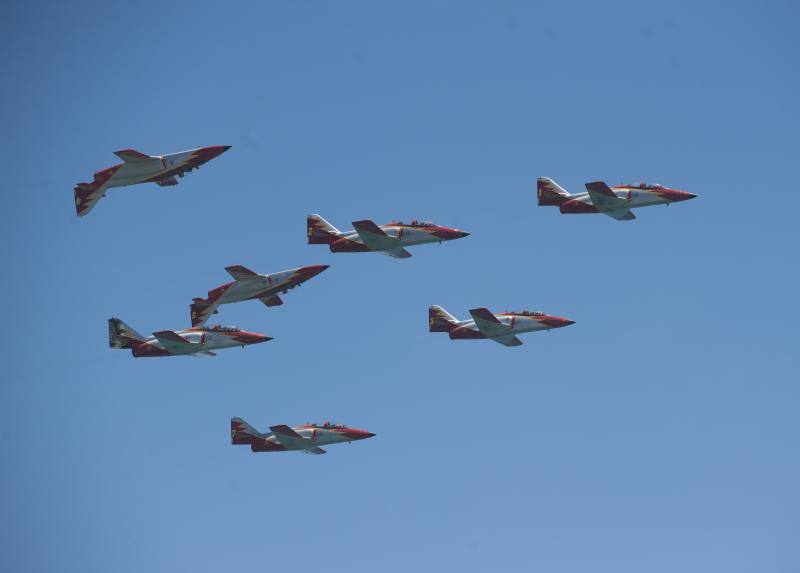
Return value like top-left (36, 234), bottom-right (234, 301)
top-left (352, 220), bottom-right (400, 251)
top-left (259, 295), bottom-right (283, 307)
top-left (74, 183), bottom-right (108, 217)
top-left (152, 330), bottom-right (196, 354)
top-left (155, 176), bottom-right (178, 187)
top-left (113, 149), bottom-right (153, 162)
top-left (490, 334), bottom-right (524, 347)
top-left (382, 247), bottom-right (412, 259)
top-left (269, 425), bottom-right (313, 450)
top-left (304, 446), bottom-right (327, 455)
top-left (225, 265), bottom-right (259, 282)
top-left (585, 181), bottom-right (626, 211)
top-left (468, 308), bottom-right (511, 337)
top-left (602, 208), bottom-right (636, 221)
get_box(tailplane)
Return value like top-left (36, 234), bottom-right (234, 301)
top-left (108, 317), bottom-right (145, 349)
top-left (307, 214), bottom-right (341, 244)
top-left (429, 305), bottom-right (459, 332)
top-left (537, 177), bottom-right (572, 206)
top-left (231, 417), bottom-right (264, 445)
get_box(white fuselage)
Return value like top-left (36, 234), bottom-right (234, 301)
top-left (217, 270), bottom-right (302, 304)
top-left (342, 225), bottom-right (443, 249)
top-left (572, 188), bottom-right (667, 209)
top-left (141, 329), bottom-right (242, 355)
top-left (264, 427), bottom-right (352, 448)
top-left (106, 150), bottom-right (200, 189)
top-left (459, 315), bottom-right (552, 336)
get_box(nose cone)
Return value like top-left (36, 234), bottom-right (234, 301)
top-left (659, 188), bottom-right (696, 202)
top-left (235, 332), bottom-right (272, 345)
top-left (344, 428), bottom-right (376, 440)
top-left (296, 264), bottom-right (330, 281)
top-left (540, 316), bottom-right (576, 328)
top-left (197, 145), bottom-right (231, 160)
top-left (433, 228), bottom-right (471, 240)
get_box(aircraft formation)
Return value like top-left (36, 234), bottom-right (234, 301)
top-left (78, 145), bottom-right (697, 455)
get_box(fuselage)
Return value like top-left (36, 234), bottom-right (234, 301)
top-left (92, 146), bottom-right (230, 190)
top-left (210, 265), bottom-right (328, 305)
top-left (450, 312), bottom-right (575, 340)
top-left (132, 325), bottom-right (270, 357)
top-left (248, 424), bottom-right (375, 452)
top-left (560, 184), bottom-right (696, 214)
top-left (331, 222), bottom-right (469, 253)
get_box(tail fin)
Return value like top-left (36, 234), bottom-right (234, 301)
top-left (429, 305), bottom-right (459, 332)
top-left (231, 417), bottom-right (264, 445)
top-left (307, 214), bottom-right (341, 244)
top-left (108, 317), bottom-right (145, 349)
top-left (537, 177), bottom-right (572, 206)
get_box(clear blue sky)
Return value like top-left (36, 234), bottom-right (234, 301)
top-left (1, 1), bottom-right (798, 571)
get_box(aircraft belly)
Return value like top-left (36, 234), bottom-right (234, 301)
top-left (112, 163), bottom-right (162, 185)
top-left (224, 281), bottom-right (270, 302)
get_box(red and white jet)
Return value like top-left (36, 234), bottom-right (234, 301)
top-left (108, 318), bottom-right (270, 358)
top-left (307, 214), bottom-right (469, 259)
top-left (429, 305), bottom-right (575, 347)
top-left (189, 264), bottom-right (329, 327)
top-left (231, 418), bottom-right (375, 455)
top-left (537, 177), bottom-right (696, 221)
top-left (74, 145), bottom-right (231, 217)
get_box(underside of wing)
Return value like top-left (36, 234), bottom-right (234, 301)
top-left (152, 330), bottom-right (196, 354)
top-left (491, 334), bottom-right (524, 347)
top-left (304, 446), bottom-right (327, 455)
top-left (259, 295), bottom-right (283, 307)
top-left (603, 208), bottom-right (636, 221)
top-left (155, 175), bottom-right (178, 187)
top-left (382, 247), bottom-right (412, 259)
top-left (352, 220), bottom-right (400, 251)
top-left (468, 308), bottom-right (511, 337)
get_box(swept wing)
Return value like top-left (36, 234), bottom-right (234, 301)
top-left (269, 425), bottom-right (325, 454)
top-left (352, 220), bottom-right (401, 251)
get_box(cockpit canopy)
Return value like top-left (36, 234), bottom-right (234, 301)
top-left (200, 324), bottom-right (240, 332)
top-left (623, 182), bottom-right (663, 190)
top-left (511, 309), bottom-right (545, 317)
top-left (307, 421), bottom-right (345, 429)
top-left (389, 219), bottom-right (436, 227)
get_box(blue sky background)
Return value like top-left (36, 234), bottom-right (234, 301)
top-left (1, 1), bottom-right (798, 571)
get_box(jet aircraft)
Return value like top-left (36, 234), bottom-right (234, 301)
top-left (537, 177), bottom-right (696, 221)
top-left (307, 214), bottom-right (469, 258)
top-left (429, 305), bottom-right (575, 347)
top-left (231, 418), bottom-right (375, 455)
top-left (190, 264), bottom-right (329, 327)
top-left (108, 318), bottom-right (270, 357)
top-left (74, 145), bottom-right (231, 217)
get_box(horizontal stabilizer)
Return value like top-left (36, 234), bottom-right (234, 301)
top-left (113, 149), bottom-right (153, 162)
top-left (352, 220), bottom-right (400, 251)
top-left (259, 295), bottom-right (283, 307)
top-left (225, 265), bottom-right (259, 282)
